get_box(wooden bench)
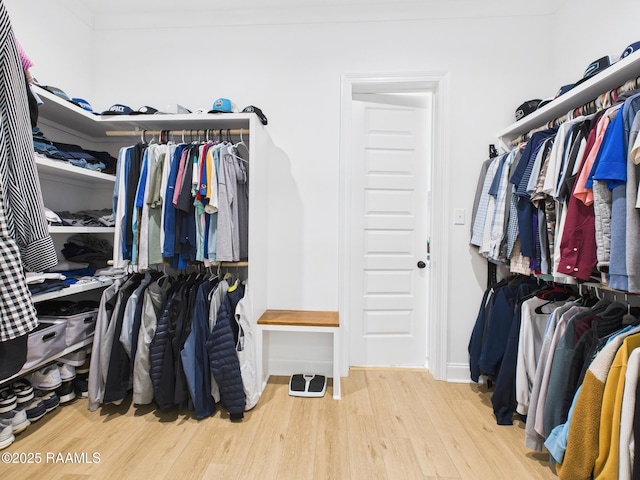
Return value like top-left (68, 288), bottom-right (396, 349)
top-left (257, 310), bottom-right (341, 399)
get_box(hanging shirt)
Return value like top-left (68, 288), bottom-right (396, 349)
top-left (216, 147), bottom-right (241, 261)
top-left (0, 1), bottom-right (57, 341)
top-left (470, 154), bottom-right (502, 247)
top-left (131, 147), bottom-right (149, 267)
top-left (162, 145), bottom-right (187, 260)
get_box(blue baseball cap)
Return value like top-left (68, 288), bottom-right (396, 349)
top-left (621, 41), bottom-right (640, 60)
top-left (555, 84), bottom-right (575, 97)
top-left (209, 98), bottom-right (238, 113)
top-left (101, 104), bottom-right (134, 115)
top-left (71, 98), bottom-right (93, 112)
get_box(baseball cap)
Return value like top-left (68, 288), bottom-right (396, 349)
top-left (515, 99), bottom-right (542, 121)
top-left (156, 104), bottom-right (191, 114)
top-left (575, 56), bottom-right (611, 86)
top-left (621, 41), bottom-right (640, 60)
top-left (537, 98), bottom-right (553, 110)
top-left (42, 85), bottom-right (71, 102)
top-left (101, 104), bottom-right (134, 115)
top-left (209, 98), bottom-right (238, 113)
top-left (242, 105), bottom-right (268, 125)
top-left (71, 98), bottom-right (93, 112)
top-left (555, 84), bottom-right (575, 97)
top-left (130, 106), bottom-right (159, 115)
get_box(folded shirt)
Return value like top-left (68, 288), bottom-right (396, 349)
top-left (25, 272), bottom-right (66, 284)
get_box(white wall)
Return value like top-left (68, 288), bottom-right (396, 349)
top-left (2, 1), bottom-right (572, 380)
top-left (4, 0), bottom-right (95, 102)
top-left (551, 0), bottom-right (640, 93)
top-left (86, 16), bottom-right (557, 379)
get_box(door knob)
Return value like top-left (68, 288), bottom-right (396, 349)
top-left (417, 261), bottom-right (426, 269)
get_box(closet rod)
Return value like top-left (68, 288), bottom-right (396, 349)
top-left (105, 128), bottom-right (249, 137)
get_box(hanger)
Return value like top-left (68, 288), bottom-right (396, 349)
top-left (234, 128), bottom-right (249, 158)
top-left (226, 143), bottom-right (248, 163)
top-left (141, 130), bottom-right (147, 144)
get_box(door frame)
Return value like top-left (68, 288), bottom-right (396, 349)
top-left (339, 72), bottom-right (451, 380)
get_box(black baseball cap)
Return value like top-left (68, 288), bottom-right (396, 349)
top-left (575, 56), bottom-right (611, 87)
top-left (515, 99), bottom-right (542, 121)
top-left (242, 105), bottom-right (268, 125)
top-left (130, 106), bottom-right (159, 115)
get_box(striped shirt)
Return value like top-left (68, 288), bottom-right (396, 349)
top-left (470, 154), bottom-right (502, 247)
top-left (0, 0), bottom-right (57, 341)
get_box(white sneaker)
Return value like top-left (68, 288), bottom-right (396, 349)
top-left (30, 365), bottom-right (62, 391)
top-left (58, 363), bottom-right (76, 382)
top-left (0, 409), bottom-right (30, 434)
top-left (0, 424), bottom-right (14, 450)
top-left (58, 349), bottom-right (87, 367)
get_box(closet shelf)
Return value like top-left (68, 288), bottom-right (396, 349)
top-left (34, 85), bottom-right (255, 139)
top-left (34, 86), bottom-right (106, 137)
top-left (0, 336), bottom-right (93, 388)
top-left (48, 226), bottom-right (115, 234)
top-left (498, 49), bottom-right (640, 146)
top-left (31, 279), bottom-right (114, 304)
top-left (35, 156), bottom-right (115, 185)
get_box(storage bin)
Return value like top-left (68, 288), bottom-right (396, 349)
top-left (23, 320), bottom-right (67, 370)
top-left (39, 309), bottom-right (98, 347)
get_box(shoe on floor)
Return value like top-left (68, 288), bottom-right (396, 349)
top-left (55, 381), bottom-right (76, 404)
top-left (30, 365), bottom-right (62, 391)
top-left (58, 363), bottom-right (76, 382)
top-left (35, 390), bottom-right (60, 413)
top-left (23, 399), bottom-right (46, 422)
top-left (11, 379), bottom-right (34, 405)
top-left (0, 424), bottom-right (14, 450)
top-left (0, 409), bottom-right (30, 434)
top-left (0, 387), bottom-right (17, 413)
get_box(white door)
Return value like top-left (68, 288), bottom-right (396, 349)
top-left (349, 93), bottom-right (432, 367)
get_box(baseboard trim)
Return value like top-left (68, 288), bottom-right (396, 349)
top-left (446, 362), bottom-right (471, 383)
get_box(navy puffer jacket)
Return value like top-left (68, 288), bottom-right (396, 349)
top-left (206, 284), bottom-right (246, 420)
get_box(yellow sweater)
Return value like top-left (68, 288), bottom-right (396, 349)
top-left (594, 334), bottom-right (640, 479)
top-left (557, 331), bottom-right (640, 480)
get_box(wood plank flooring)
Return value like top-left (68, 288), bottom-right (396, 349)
top-left (1, 368), bottom-right (557, 479)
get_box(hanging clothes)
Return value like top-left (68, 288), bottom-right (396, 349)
top-left (113, 139), bottom-right (249, 270)
top-left (90, 270), bottom-right (255, 420)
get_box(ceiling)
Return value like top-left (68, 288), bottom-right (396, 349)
top-left (80, 0), bottom-right (563, 14)
top-left (76, 0), bottom-right (567, 27)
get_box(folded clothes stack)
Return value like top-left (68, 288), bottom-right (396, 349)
top-left (47, 208), bottom-right (115, 228)
top-left (32, 127), bottom-right (116, 174)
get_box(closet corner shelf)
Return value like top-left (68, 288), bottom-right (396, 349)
top-left (0, 336), bottom-right (93, 388)
top-left (48, 226), bottom-right (115, 234)
top-left (35, 156), bottom-right (116, 184)
top-left (31, 278), bottom-right (114, 304)
top-left (34, 85), bottom-right (260, 137)
top-left (34, 86), bottom-right (109, 137)
top-left (498, 49), bottom-right (640, 144)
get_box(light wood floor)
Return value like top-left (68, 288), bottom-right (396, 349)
top-left (1, 368), bottom-right (557, 480)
